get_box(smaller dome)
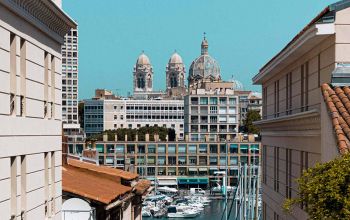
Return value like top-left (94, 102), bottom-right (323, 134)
top-left (136, 52), bottom-right (150, 65)
top-left (169, 52), bottom-right (183, 64)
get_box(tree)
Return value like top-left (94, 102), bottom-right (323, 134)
top-left (284, 153), bottom-right (350, 219)
top-left (243, 110), bottom-right (261, 134)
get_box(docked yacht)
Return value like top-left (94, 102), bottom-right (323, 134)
top-left (167, 206), bottom-right (200, 218)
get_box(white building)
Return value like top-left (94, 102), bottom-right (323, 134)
top-left (184, 37), bottom-right (240, 141)
top-left (62, 28), bottom-right (80, 134)
top-left (84, 95), bottom-right (184, 139)
top-left (0, 0), bottom-right (76, 219)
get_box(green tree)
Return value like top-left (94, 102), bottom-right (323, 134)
top-left (284, 153), bottom-right (350, 219)
top-left (243, 110), bottom-right (261, 134)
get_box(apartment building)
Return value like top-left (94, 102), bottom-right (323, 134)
top-left (185, 36), bottom-right (240, 141)
top-left (67, 138), bottom-right (260, 188)
top-left (0, 0), bottom-right (76, 219)
top-left (84, 93), bottom-right (184, 138)
top-left (62, 28), bottom-right (80, 135)
top-left (253, 1), bottom-right (350, 219)
top-left (235, 90), bottom-right (262, 126)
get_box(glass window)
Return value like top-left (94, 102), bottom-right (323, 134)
top-left (106, 156), bottom-right (114, 165)
top-left (251, 156), bottom-right (259, 165)
top-left (240, 144), bottom-right (249, 154)
top-left (210, 97), bottom-right (218, 105)
top-left (158, 144), bottom-right (166, 153)
top-left (229, 107), bottom-right (236, 114)
top-left (199, 144), bottom-right (207, 153)
top-left (200, 97), bottom-right (208, 105)
top-left (148, 144), bottom-right (156, 153)
top-left (116, 157), bottom-right (124, 165)
top-left (168, 144), bottom-right (176, 154)
top-left (76, 144), bottom-right (83, 154)
top-left (210, 144), bottom-right (218, 153)
top-left (220, 156), bottom-right (227, 165)
top-left (116, 145), bottom-right (125, 153)
top-left (178, 156), bottom-right (186, 165)
top-left (209, 157), bottom-right (218, 165)
top-left (250, 144), bottom-right (260, 154)
top-left (219, 97), bottom-right (227, 105)
top-left (137, 156), bottom-right (145, 165)
top-left (106, 144), bottom-right (114, 153)
top-left (158, 167), bottom-right (166, 175)
top-left (147, 167), bottom-right (155, 175)
top-left (157, 156), bottom-right (166, 165)
top-left (189, 145), bottom-right (197, 154)
top-left (168, 156), bottom-right (176, 165)
top-left (189, 156), bottom-right (197, 165)
top-left (178, 144), bottom-right (187, 153)
top-left (127, 144), bottom-right (135, 153)
top-left (220, 144), bottom-right (226, 153)
top-left (147, 156), bottom-right (155, 165)
top-left (240, 156), bottom-right (248, 164)
top-left (230, 156), bottom-right (238, 165)
top-left (138, 144), bottom-right (145, 154)
top-left (230, 144), bottom-right (238, 154)
top-left (219, 107), bottom-right (227, 114)
top-left (96, 144), bottom-right (104, 153)
top-left (229, 98), bottom-right (236, 105)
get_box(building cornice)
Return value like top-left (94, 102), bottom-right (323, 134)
top-left (254, 110), bottom-right (320, 131)
top-left (0, 0), bottom-right (77, 42)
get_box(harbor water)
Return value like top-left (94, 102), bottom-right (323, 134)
top-left (143, 200), bottom-right (234, 220)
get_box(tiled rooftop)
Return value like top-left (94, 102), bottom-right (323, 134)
top-left (321, 84), bottom-right (350, 154)
top-left (62, 165), bottom-right (132, 204)
top-left (67, 158), bottom-right (138, 180)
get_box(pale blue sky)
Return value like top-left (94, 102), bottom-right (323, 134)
top-left (63, 0), bottom-right (336, 100)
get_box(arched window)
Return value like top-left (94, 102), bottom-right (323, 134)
top-left (170, 74), bottom-right (178, 88)
top-left (137, 75), bottom-right (145, 89)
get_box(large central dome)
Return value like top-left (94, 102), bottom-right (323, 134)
top-left (188, 37), bottom-right (221, 85)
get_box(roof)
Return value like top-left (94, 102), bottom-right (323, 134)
top-left (255, 0), bottom-right (350, 81)
top-left (67, 159), bottom-right (138, 180)
top-left (62, 165), bottom-right (132, 204)
top-left (133, 179), bottom-right (152, 195)
top-left (321, 84), bottom-right (350, 154)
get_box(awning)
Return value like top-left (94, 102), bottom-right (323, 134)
top-left (158, 179), bottom-right (178, 186)
top-left (209, 167), bottom-right (218, 170)
top-left (177, 177), bottom-right (208, 185)
top-left (199, 168), bottom-right (208, 172)
top-left (188, 168), bottom-right (198, 172)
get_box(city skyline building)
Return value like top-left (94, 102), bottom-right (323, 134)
top-left (62, 28), bottom-right (80, 134)
top-left (0, 0), bottom-right (76, 219)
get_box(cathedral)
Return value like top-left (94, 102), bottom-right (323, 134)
top-left (132, 36), bottom-right (225, 99)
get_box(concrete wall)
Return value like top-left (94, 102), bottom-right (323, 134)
top-left (0, 4), bottom-right (63, 220)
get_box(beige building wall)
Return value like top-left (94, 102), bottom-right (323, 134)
top-left (255, 5), bottom-right (350, 220)
top-left (0, 1), bottom-right (75, 220)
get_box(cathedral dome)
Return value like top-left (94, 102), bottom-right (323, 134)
top-left (169, 52), bottom-right (183, 64)
top-left (188, 37), bottom-right (221, 83)
top-left (136, 52), bottom-right (151, 65)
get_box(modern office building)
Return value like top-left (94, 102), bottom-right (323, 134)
top-left (84, 90), bottom-right (184, 138)
top-left (62, 28), bottom-right (80, 134)
top-left (0, 0), bottom-right (76, 219)
top-left (185, 37), bottom-right (240, 141)
top-left (66, 136), bottom-right (260, 188)
top-left (253, 1), bottom-right (350, 219)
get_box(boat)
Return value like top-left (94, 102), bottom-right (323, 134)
top-left (167, 206), bottom-right (200, 218)
top-left (141, 209), bottom-right (152, 217)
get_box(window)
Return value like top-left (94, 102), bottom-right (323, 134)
top-left (219, 97), bottom-right (227, 105)
top-left (189, 156), bottom-right (197, 165)
top-left (168, 156), bottom-right (176, 165)
top-left (116, 145), bottom-right (124, 153)
top-left (147, 156), bottom-right (155, 165)
top-left (127, 144), bottom-right (135, 153)
top-left (188, 145), bottom-right (197, 154)
top-left (107, 144), bottom-right (114, 153)
top-left (200, 97), bottom-right (208, 105)
top-left (210, 144), bottom-right (218, 153)
top-left (210, 97), bottom-right (218, 105)
top-left (209, 157), bottom-right (218, 165)
top-left (199, 144), bottom-right (207, 153)
top-left (178, 156), bottom-right (186, 165)
top-left (229, 98), bottom-right (236, 105)
top-left (210, 106), bottom-right (217, 114)
top-left (219, 107), bottom-right (227, 114)
top-left (240, 144), bottom-right (249, 154)
top-left (220, 156), bottom-right (227, 165)
top-left (158, 145), bottom-right (166, 153)
top-left (168, 144), bottom-right (176, 154)
top-left (157, 156), bottom-right (166, 165)
top-left (147, 144), bottom-right (156, 153)
top-left (230, 156), bottom-right (238, 165)
top-left (178, 144), bottom-right (186, 153)
top-left (230, 144), bottom-right (238, 153)
top-left (274, 147), bottom-right (280, 192)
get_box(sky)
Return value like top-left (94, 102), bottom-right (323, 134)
top-left (63, 0), bottom-right (336, 100)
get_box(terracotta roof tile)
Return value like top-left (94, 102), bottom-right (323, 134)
top-left (133, 179), bottom-right (152, 195)
top-left (67, 159), bottom-right (138, 180)
top-left (321, 84), bottom-right (350, 155)
top-left (62, 165), bottom-right (132, 204)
